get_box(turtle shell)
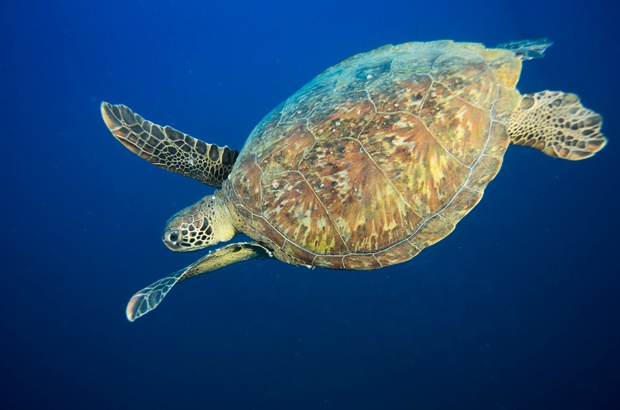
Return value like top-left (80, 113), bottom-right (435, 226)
top-left (223, 41), bottom-right (523, 270)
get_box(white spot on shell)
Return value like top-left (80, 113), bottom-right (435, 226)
top-left (367, 74), bottom-right (373, 80)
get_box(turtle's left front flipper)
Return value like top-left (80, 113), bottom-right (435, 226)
top-left (126, 242), bottom-right (272, 322)
top-left (101, 102), bottom-right (239, 188)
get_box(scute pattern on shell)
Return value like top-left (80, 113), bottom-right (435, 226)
top-left (225, 41), bottom-right (522, 269)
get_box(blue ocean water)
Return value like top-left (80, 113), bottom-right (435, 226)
top-left (1, 0), bottom-right (618, 408)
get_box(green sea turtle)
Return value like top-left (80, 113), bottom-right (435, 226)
top-left (101, 39), bottom-right (606, 321)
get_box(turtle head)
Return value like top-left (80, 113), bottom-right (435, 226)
top-left (162, 193), bottom-right (238, 252)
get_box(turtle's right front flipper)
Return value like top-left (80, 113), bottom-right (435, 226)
top-left (101, 102), bottom-right (239, 188)
top-left (126, 242), bottom-right (272, 321)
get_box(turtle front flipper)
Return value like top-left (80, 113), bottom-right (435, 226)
top-left (126, 242), bottom-right (272, 321)
top-left (101, 102), bottom-right (239, 187)
top-left (508, 91), bottom-right (607, 160)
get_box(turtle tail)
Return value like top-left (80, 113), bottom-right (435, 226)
top-left (508, 91), bottom-right (607, 160)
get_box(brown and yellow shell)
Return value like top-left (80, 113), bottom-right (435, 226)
top-left (224, 40), bottom-right (523, 270)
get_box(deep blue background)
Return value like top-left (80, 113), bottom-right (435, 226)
top-left (1, 1), bottom-right (618, 409)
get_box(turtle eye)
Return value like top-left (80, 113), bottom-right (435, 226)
top-left (167, 230), bottom-right (179, 244)
top-left (162, 228), bottom-right (185, 251)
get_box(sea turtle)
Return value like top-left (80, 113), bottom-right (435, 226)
top-left (101, 39), bottom-right (606, 321)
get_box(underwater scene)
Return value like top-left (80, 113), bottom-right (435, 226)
top-left (1, 0), bottom-right (618, 408)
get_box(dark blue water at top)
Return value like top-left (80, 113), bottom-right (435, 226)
top-left (1, 0), bottom-right (618, 409)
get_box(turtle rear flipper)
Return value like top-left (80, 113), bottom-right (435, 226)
top-left (101, 102), bottom-right (238, 188)
top-left (508, 91), bottom-right (607, 160)
top-left (126, 242), bottom-right (271, 321)
top-left (497, 38), bottom-right (553, 60)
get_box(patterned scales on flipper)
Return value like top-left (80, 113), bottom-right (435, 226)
top-left (101, 102), bottom-right (238, 188)
top-left (509, 91), bottom-right (607, 160)
top-left (126, 242), bottom-right (271, 321)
